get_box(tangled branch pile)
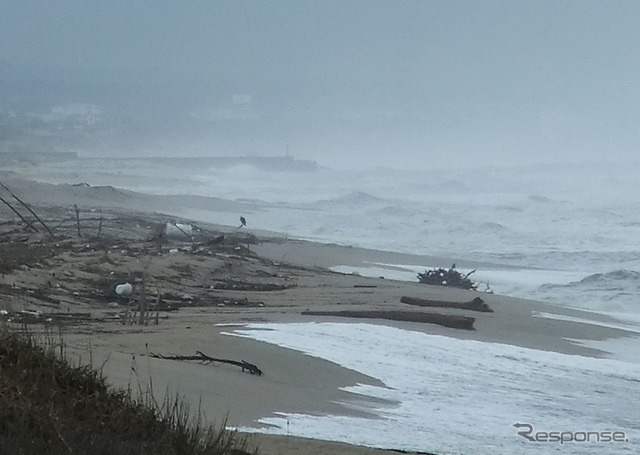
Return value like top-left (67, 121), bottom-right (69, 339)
top-left (417, 264), bottom-right (478, 290)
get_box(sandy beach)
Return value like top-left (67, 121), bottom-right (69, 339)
top-left (1, 171), bottom-right (637, 454)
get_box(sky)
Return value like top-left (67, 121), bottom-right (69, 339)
top-left (1, 1), bottom-right (639, 168)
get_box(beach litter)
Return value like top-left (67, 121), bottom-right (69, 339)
top-left (164, 223), bottom-right (193, 239)
top-left (114, 282), bottom-right (133, 297)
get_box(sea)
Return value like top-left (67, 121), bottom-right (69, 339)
top-left (14, 156), bottom-right (640, 453)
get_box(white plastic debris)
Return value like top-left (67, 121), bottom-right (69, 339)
top-left (164, 223), bottom-right (193, 238)
top-left (115, 282), bottom-right (133, 297)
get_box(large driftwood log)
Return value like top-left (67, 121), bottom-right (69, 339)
top-left (400, 296), bottom-right (493, 313)
top-left (150, 350), bottom-right (263, 376)
top-left (302, 310), bottom-right (475, 330)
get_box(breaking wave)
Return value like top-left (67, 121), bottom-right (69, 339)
top-left (314, 190), bottom-right (386, 206)
top-left (544, 270), bottom-right (640, 291)
top-left (536, 270), bottom-right (640, 315)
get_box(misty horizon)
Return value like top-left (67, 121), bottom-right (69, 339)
top-left (2, 1), bottom-right (639, 169)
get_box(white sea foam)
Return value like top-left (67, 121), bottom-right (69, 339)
top-left (181, 162), bottom-right (640, 318)
top-left (20, 158), bottom-right (640, 317)
top-left (28, 158), bottom-right (640, 317)
top-left (20, 157), bottom-right (640, 453)
top-left (229, 322), bottom-right (640, 454)
top-left (154, 161), bottom-right (640, 453)
top-left (331, 262), bottom-right (591, 296)
top-left (565, 337), bottom-right (640, 364)
top-left (532, 311), bottom-right (640, 334)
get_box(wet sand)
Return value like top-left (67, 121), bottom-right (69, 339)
top-left (1, 172), bottom-right (637, 454)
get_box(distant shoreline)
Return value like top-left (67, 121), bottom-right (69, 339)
top-left (0, 151), bottom-right (319, 172)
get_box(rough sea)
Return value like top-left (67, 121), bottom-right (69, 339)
top-left (156, 159), bottom-right (640, 323)
top-left (19, 157), bottom-right (640, 453)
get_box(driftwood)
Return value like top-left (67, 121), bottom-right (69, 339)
top-left (211, 280), bottom-right (290, 291)
top-left (206, 234), bottom-right (225, 245)
top-left (74, 205), bottom-right (81, 237)
top-left (418, 265), bottom-right (478, 290)
top-left (97, 209), bottom-right (103, 240)
top-left (0, 196), bottom-right (39, 232)
top-left (401, 296), bottom-right (493, 313)
top-left (150, 350), bottom-right (263, 376)
top-left (0, 181), bottom-right (53, 236)
top-left (302, 310), bottom-right (475, 330)
top-left (1, 311), bottom-right (92, 324)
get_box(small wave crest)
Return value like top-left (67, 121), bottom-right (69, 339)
top-left (545, 270), bottom-right (640, 291)
top-left (527, 194), bottom-right (554, 203)
top-left (536, 269), bottom-right (640, 316)
top-left (315, 191), bottom-right (385, 206)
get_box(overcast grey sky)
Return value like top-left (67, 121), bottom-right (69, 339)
top-left (1, 1), bottom-right (639, 168)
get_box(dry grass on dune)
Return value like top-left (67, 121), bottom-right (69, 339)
top-left (0, 327), bottom-right (255, 455)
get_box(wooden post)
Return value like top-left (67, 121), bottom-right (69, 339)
top-left (97, 209), bottom-right (103, 240)
top-left (138, 279), bottom-right (147, 325)
top-left (155, 287), bottom-right (160, 325)
top-left (74, 205), bottom-right (81, 237)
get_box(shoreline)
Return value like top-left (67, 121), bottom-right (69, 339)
top-left (1, 172), bottom-right (638, 454)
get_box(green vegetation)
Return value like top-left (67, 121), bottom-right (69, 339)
top-left (0, 328), bottom-right (254, 455)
